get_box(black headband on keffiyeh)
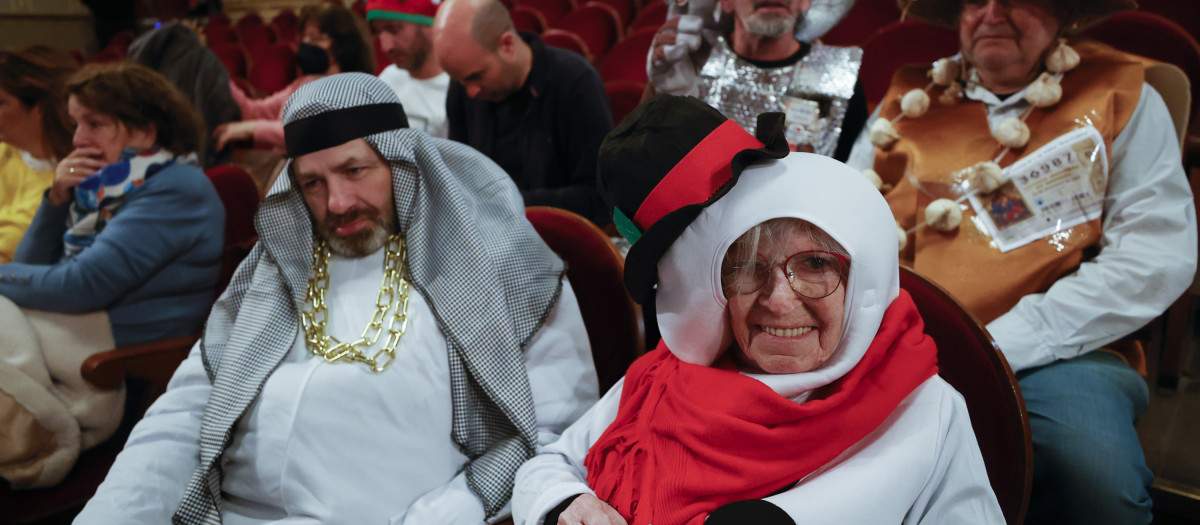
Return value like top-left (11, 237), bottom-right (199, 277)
top-left (178, 73), bottom-right (564, 523)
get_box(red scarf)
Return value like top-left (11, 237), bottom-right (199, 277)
top-left (583, 290), bottom-right (938, 525)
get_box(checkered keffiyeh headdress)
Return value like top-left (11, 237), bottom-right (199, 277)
top-left (173, 73), bottom-right (564, 524)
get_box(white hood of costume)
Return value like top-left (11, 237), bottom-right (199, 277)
top-left (655, 153), bottom-right (900, 397)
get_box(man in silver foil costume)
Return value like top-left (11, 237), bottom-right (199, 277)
top-left (649, 0), bottom-right (867, 161)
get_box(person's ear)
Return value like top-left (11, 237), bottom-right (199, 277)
top-left (718, 0), bottom-right (735, 15)
top-left (497, 31), bottom-right (516, 59)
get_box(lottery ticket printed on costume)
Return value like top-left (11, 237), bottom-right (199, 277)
top-left (967, 126), bottom-right (1108, 253)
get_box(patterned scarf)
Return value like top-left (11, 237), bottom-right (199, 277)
top-left (173, 73), bottom-right (564, 524)
top-left (64, 147), bottom-right (189, 258)
top-left (584, 291), bottom-right (938, 525)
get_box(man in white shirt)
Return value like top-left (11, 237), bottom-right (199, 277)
top-left (74, 73), bottom-right (599, 525)
top-left (369, 0), bottom-right (451, 138)
top-left (845, 1), bottom-right (1196, 523)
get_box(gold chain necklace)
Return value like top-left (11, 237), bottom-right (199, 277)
top-left (300, 234), bottom-right (410, 372)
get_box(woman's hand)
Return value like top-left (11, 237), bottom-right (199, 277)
top-left (213, 121), bottom-right (257, 150)
top-left (556, 494), bottom-right (628, 525)
top-left (48, 147), bottom-right (107, 206)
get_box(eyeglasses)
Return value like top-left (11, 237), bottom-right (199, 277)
top-left (723, 250), bottom-right (849, 299)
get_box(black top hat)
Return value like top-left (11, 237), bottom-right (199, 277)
top-left (597, 94), bottom-right (789, 305)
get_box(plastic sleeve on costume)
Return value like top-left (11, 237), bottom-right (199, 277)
top-left (512, 378), bottom-right (623, 525)
top-left (72, 341), bottom-right (211, 524)
top-left (0, 167), bottom-right (223, 313)
top-left (395, 281), bottom-right (600, 524)
top-left (985, 84), bottom-right (1197, 372)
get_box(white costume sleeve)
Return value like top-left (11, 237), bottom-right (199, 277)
top-left (72, 342), bottom-right (210, 524)
top-left (393, 281), bottom-right (601, 525)
top-left (986, 84), bottom-right (1197, 372)
top-left (511, 378), bottom-right (623, 525)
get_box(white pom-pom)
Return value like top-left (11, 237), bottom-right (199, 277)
top-left (897, 222), bottom-right (908, 251)
top-left (968, 161), bottom-right (1004, 193)
top-left (939, 82), bottom-right (963, 105)
top-left (861, 169), bottom-right (884, 190)
top-left (929, 58), bottom-right (960, 86)
top-left (993, 117), bottom-right (1031, 148)
top-left (1025, 72), bottom-right (1062, 107)
top-left (1045, 39), bottom-right (1080, 74)
top-left (925, 198), bottom-right (962, 231)
top-left (869, 118), bottom-right (900, 149)
top-left (900, 89), bottom-right (931, 118)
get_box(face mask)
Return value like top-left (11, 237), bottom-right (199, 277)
top-left (296, 42), bottom-right (331, 75)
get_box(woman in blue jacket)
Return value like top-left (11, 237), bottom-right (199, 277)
top-left (0, 63), bottom-right (224, 488)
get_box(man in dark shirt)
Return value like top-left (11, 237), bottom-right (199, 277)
top-left (432, 0), bottom-right (612, 226)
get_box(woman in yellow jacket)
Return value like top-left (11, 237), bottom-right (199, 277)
top-left (0, 46), bottom-right (77, 263)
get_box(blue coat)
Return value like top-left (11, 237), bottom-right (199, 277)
top-left (0, 162), bottom-right (224, 347)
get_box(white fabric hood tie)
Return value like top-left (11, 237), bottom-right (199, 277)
top-left (655, 153), bottom-right (900, 399)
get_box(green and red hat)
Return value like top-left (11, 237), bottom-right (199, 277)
top-left (597, 95), bottom-right (789, 304)
top-left (366, 0), bottom-right (441, 26)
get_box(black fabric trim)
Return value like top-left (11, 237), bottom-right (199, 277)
top-left (707, 499), bottom-right (796, 525)
top-left (543, 493), bottom-right (585, 525)
top-left (739, 41), bottom-right (811, 69)
top-left (622, 112), bottom-right (789, 304)
top-left (283, 102), bottom-right (409, 157)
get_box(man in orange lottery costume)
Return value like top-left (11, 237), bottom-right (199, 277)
top-left (846, 1), bottom-right (1196, 523)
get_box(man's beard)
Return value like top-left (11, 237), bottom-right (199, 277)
top-left (319, 206), bottom-right (395, 257)
top-left (744, 11), bottom-right (799, 38)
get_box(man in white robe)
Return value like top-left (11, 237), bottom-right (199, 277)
top-left (74, 72), bottom-right (599, 525)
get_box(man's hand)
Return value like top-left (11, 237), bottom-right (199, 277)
top-left (650, 16), bottom-right (683, 68)
top-left (557, 494), bottom-right (628, 525)
top-left (213, 121), bottom-right (257, 151)
top-left (48, 147), bottom-right (107, 206)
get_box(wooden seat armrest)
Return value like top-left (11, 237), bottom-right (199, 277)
top-left (80, 334), bottom-right (201, 391)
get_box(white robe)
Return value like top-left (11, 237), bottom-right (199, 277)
top-left (75, 248), bottom-right (599, 524)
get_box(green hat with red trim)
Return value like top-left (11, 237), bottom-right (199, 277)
top-left (366, 0), bottom-right (442, 26)
top-left (598, 94), bottom-right (789, 305)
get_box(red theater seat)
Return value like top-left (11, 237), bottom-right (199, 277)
top-left (512, 5), bottom-right (548, 34)
top-left (599, 26), bottom-right (655, 83)
top-left (515, 0), bottom-right (574, 26)
top-left (605, 80), bottom-right (645, 124)
top-left (542, 29), bottom-right (592, 62)
top-left (248, 43), bottom-right (298, 96)
top-left (858, 20), bottom-right (958, 107)
top-left (629, 1), bottom-right (666, 32)
top-left (555, 4), bottom-right (623, 60)
top-left (526, 206), bottom-right (641, 393)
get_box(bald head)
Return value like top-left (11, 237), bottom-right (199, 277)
top-left (434, 0), bottom-right (514, 51)
top-left (432, 0), bottom-right (532, 101)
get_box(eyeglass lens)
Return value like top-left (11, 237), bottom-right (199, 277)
top-left (727, 251), bottom-right (846, 299)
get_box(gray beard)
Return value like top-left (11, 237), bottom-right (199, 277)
top-left (325, 224), bottom-right (390, 257)
top-left (745, 13), bottom-right (798, 39)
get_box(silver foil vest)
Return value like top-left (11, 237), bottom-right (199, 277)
top-left (698, 37), bottom-right (862, 157)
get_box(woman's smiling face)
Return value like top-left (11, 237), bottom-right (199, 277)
top-left (723, 220), bottom-right (847, 374)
